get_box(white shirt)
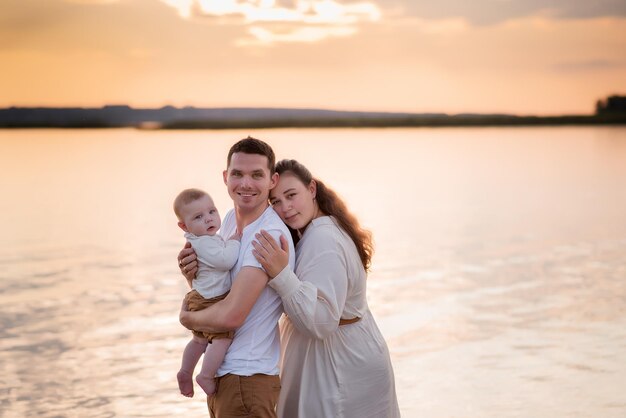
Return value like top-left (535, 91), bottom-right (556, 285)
top-left (217, 206), bottom-right (295, 377)
top-left (184, 232), bottom-right (240, 299)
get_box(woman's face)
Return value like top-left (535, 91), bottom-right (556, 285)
top-left (270, 172), bottom-right (317, 230)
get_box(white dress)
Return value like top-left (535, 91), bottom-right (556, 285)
top-left (269, 216), bottom-right (401, 418)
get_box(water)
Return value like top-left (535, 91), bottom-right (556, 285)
top-left (1, 127), bottom-right (626, 417)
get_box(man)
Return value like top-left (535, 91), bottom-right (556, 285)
top-left (178, 137), bottom-right (295, 418)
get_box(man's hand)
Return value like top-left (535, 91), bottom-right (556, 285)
top-left (181, 267), bottom-right (268, 333)
top-left (178, 242), bottom-right (198, 285)
top-left (179, 299), bottom-right (193, 330)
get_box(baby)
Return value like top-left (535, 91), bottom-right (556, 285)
top-left (173, 188), bottom-right (240, 397)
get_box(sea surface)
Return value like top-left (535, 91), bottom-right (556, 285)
top-left (1, 127), bottom-right (626, 417)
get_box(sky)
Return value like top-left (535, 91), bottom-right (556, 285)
top-left (1, 0), bottom-right (625, 114)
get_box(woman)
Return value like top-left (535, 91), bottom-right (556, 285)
top-left (252, 159), bottom-right (400, 418)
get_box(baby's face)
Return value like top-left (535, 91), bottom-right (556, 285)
top-left (180, 195), bottom-right (221, 236)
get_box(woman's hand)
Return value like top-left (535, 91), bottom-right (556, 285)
top-left (178, 242), bottom-right (198, 283)
top-left (252, 230), bottom-right (290, 280)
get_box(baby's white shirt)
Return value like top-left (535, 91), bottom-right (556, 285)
top-left (185, 233), bottom-right (240, 298)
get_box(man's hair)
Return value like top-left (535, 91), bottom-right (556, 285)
top-left (227, 136), bottom-right (276, 174)
top-left (173, 188), bottom-right (210, 220)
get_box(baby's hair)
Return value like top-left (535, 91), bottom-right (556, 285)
top-left (173, 188), bottom-right (210, 220)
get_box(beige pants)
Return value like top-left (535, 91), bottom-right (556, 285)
top-left (208, 373), bottom-right (281, 418)
top-left (185, 289), bottom-right (235, 341)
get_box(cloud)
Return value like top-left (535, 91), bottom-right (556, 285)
top-left (376, 0), bottom-right (626, 25)
top-left (159, 0), bottom-right (380, 45)
top-left (553, 59), bottom-right (626, 72)
top-left (409, 17), bottom-right (469, 34)
top-left (160, 0), bottom-right (380, 23)
top-left (63, 0), bottom-right (121, 3)
top-left (236, 24), bottom-right (356, 45)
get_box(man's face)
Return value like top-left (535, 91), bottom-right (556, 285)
top-left (223, 152), bottom-right (277, 212)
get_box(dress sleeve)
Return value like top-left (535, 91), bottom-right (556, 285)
top-left (191, 237), bottom-right (240, 270)
top-left (269, 248), bottom-right (348, 340)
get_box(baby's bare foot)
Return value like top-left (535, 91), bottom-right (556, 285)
top-left (196, 374), bottom-right (216, 397)
top-left (177, 370), bottom-right (194, 397)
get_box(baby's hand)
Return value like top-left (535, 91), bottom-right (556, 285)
top-left (228, 231), bottom-right (242, 242)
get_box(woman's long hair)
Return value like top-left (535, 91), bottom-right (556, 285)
top-left (274, 159), bottom-right (374, 272)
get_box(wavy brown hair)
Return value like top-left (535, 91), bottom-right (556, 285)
top-left (275, 159), bottom-right (374, 271)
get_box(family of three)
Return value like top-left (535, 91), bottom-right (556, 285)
top-left (175, 137), bottom-right (400, 418)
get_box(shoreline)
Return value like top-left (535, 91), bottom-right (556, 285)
top-left (156, 115), bottom-right (626, 129)
top-left (1, 114), bottom-right (625, 129)
top-left (2, 104), bottom-right (625, 129)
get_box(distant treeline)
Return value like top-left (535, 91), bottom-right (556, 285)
top-left (596, 95), bottom-right (626, 115)
top-left (1, 96), bottom-right (625, 129)
top-left (162, 114), bottom-right (626, 129)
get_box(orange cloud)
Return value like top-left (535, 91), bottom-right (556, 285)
top-left (159, 0), bottom-right (380, 45)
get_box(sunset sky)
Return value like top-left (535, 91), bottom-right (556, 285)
top-left (2, 0), bottom-right (625, 114)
